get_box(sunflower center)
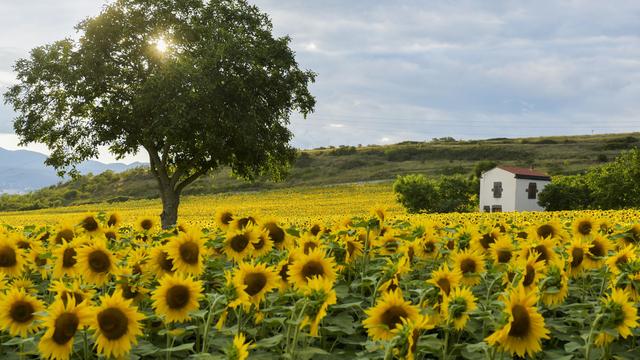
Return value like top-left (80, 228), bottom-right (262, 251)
top-left (158, 251), bottom-right (174, 272)
top-left (105, 231), bottom-right (117, 241)
top-left (122, 284), bottom-right (139, 300)
top-left (589, 240), bottom-right (605, 258)
top-left (179, 241), bottom-right (200, 265)
top-left (423, 241), bottom-right (435, 253)
top-left (253, 237), bottom-right (266, 250)
top-left (166, 285), bottom-right (191, 309)
top-left (140, 219), bottom-right (154, 231)
top-left (508, 305), bottom-right (531, 338)
top-left (380, 305), bottom-right (408, 330)
top-left (302, 260), bottom-right (325, 279)
top-left (533, 245), bottom-right (549, 262)
top-left (244, 272), bottom-right (268, 296)
top-left (517, 231), bottom-right (529, 239)
top-left (220, 212), bottom-right (233, 225)
top-left (0, 245), bottom-right (17, 267)
top-left (436, 277), bottom-right (451, 296)
top-left (616, 254), bottom-right (629, 266)
top-left (107, 214), bottom-right (118, 227)
top-left (578, 221), bottom-right (592, 236)
top-left (52, 312), bottom-right (80, 345)
top-left (229, 234), bottom-right (249, 253)
top-left (9, 300), bottom-right (35, 323)
top-left (98, 307), bottom-right (129, 340)
top-left (62, 248), bottom-right (77, 268)
top-left (88, 250), bottom-right (111, 273)
top-left (523, 265), bottom-right (536, 287)
top-left (496, 249), bottom-right (512, 263)
top-left (571, 247), bottom-right (584, 267)
top-left (346, 241), bottom-right (356, 256)
top-left (446, 240), bottom-right (455, 250)
top-left (82, 216), bottom-right (99, 232)
top-left (35, 254), bottom-right (47, 266)
top-left (17, 240), bottom-right (30, 249)
top-left (460, 258), bottom-right (476, 274)
top-left (265, 223), bottom-right (285, 244)
top-left (55, 229), bottom-right (74, 244)
top-left (279, 263), bottom-right (290, 282)
top-left (537, 224), bottom-right (554, 239)
top-left (310, 225), bottom-right (321, 236)
top-left (480, 233), bottom-right (496, 249)
top-left (303, 241), bottom-right (318, 254)
top-left (60, 291), bottom-right (84, 306)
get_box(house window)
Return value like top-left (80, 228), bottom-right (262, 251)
top-left (483, 206), bottom-right (491, 213)
top-left (492, 182), bottom-right (503, 198)
top-left (527, 182), bottom-right (538, 199)
top-left (492, 205), bottom-right (502, 212)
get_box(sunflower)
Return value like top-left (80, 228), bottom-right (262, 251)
top-left (231, 216), bottom-right (258, 231)
top-left (151, 273), bottom-right (203, 323)
top-left (530, 221), bottom-right (564, 241)
top-left (166, 231), bottom-right (205, 276)
top-left (300, 275), bottom-right (337, 336)
top-left (516, 252), bottom-right (547, 292)
top-left (342, 235), bottom-right (363, 264)
top-left (53, 222), bottom-right (75, 245)
top-left (297, 233), bottom-right (323, 255)
top-left (442, 286), bottom-right (477, 330)
top-left (251, 229), bottom-right (274, 258)
top-left (29, 242), bottom-right (51, 279)
top-left (474, 228), bottom-right (501, 253)
top-left (288, 248), bottom-right (337, 289)
top-left (415, 232), bottom-right (439, 259)
top-left (566, 238), bottom-right (590, 277)
top-left (78, 213), bottom-right (102, 236)
top-left (427, 264), bottom-right (462, 297)
top-left (606, 244), bottom-right (637, 274)
top-left (376, 232), bottom-right (402, 256)
top-left (572, 216), bottom-right (597, 239)
top-left (489, 236), bottom-right (515, 265)
top-left (584, 234), bottom-right (612, 269)
top-left (226, 333), bottom-right (251, 360)
top-left (262, 218), bottom-right (291, 250)
top-left (520, 237), bottom-right (559, 266)
top-left (308, 221), bottom-right (324, 236)
top-left (233, 262), bottom-right (279, 307)
top-left (363, 289), bottom-right (420, 341)
top-left (147, 245), bottom-right (175, 278)
top-left (52, 240), bottom-right (80, 278)
top-left (485, 285), bottom-right (549, 358)
top-left (106, 211), bottom-right (122, 228)
top-left (51, 280), bottom-right (94, 306)
top-left (0, 287), bottom-right (44, 337)
top-left (390, 315), bottom-right (434, 360)
top-left (38, 297), bottom-right (92, 360)
top-left (224, 226), bottom-right (259, 262)
top-left (0, 236), bottom-right (25, 277)
top-left (214, 208), bottom-right (234, 230)
top-left (539, 265), bottom-right (569, 307)
top-left (450, 249), bottom-right (485, 286)
top-left (135, 217), bottom-right (155, 233)
top-left (103, 227), bottom-right (119, 242)
top-left (596, 288), bottom-right (639, 344)
top-left (91, 291), bottom-right (144, 359)
top-left (76, 238), bottom-right (118, 285)
top-left (371, 206), bottom-right (387, 224)
top-left (620, 224), bottom-right (640, 247)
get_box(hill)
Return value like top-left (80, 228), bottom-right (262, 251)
top-left (0, 147), bottom-right (145, 193)
top-left (0, 132), bottom-right (638, 211)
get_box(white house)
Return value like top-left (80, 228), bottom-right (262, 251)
top-left (479, 166), bottom-right (551, 212)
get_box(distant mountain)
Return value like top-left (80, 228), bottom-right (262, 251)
top-left (0, 147), bottom-right (146, 193)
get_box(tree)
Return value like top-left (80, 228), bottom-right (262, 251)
top-left (392, 174), bottom-right (439, 213)
top-left (537, 175), bottom-right (591, 211)
top-left (473, 160), bottom-right (497, 179)
top-left (4, 0), bottom-right (316, 228)
top-left (586, 148), bottom-right (640, 209)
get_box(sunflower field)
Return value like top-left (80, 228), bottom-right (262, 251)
top-left (1, 208), bottom-right (640, 359)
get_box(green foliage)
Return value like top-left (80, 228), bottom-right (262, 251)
top-left (4, 0), bottom-right (315, 227)
top-left (393, 174), bottom-right (476, 213)
top-left (537, 175), bottom-right (591, 211)
top-left (473, 160), bottom-right (497, 179)
top-left (539, 149), bottom-right (640, 210)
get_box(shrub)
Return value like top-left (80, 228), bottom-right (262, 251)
top-left (393, 174), bottom-right (477, 213)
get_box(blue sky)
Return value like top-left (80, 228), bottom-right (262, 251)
top-left (1, 0), bottom-right (639, 163)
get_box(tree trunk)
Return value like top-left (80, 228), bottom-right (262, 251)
top-left (160, 187), bottom-right (180, 229)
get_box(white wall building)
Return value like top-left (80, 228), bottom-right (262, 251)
top-left (479, 166), bottom-right (551, 212)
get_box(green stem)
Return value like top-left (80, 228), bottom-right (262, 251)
top-left (84, 329), bottom-right (90, 359)
top-left (585, 313), bottom-right (604, 360)
top-left (201, 295), bottom-right (221, 353)
top-left (443, 328), bottom-right (450, 360)
top-left (236, 307), bottom-right (243, 336)
top-left (289, 301), bottom-right (308, 358)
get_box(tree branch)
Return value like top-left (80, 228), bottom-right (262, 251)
top-left (175, 168), bottom-right (208, 193)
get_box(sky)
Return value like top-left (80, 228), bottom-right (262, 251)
top-left (1, 0), bottom-right (639, 163)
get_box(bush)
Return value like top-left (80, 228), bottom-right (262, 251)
top-left (393, 174), bottom-right (476, 213)
top-left (537, 176), bottom-right (591, 211)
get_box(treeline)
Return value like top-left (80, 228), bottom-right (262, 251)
top-left (538, 148), bottom-right (640, 210)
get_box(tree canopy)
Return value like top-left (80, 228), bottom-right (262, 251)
top-left (4, 0), bottom-right (316, 227)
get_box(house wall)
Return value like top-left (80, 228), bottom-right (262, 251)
top-left (479, 168), bottom-right (517, 212)
top-left (514, 178), bottom-right (550, 211)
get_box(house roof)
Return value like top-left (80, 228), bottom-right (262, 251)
top-left (497, 166), bottom-right (551, 181)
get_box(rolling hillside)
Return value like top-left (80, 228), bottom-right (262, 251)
top-left (0, 132), bottom-right (638, 211)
